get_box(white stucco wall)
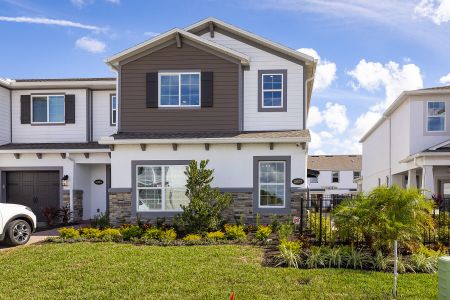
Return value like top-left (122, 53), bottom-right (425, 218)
top-left (110, 143), bottom-right (307, 189)
top-left (75, 163), bottom-right (107, 219)
top-left (92, 90), bottom-right (116, 141)
top-left (200, 31), bottom-right (304, 131)
top-left (390, 100), bottom-right (411, 175)
top-left (0, 86), bottom-right (10, 145)
top-left (11, 89), bottom-right (88, 143)
top-left (362, 120), bottom-right (390, 191)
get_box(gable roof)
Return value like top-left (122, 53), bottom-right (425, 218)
top-left (359, 86), bottom-right (450, 143)
top-left (185, 17), bottom-right (317, 109)
top-left (106, 28), bottom-right (250, 68)
top-left (308, 155), bottom-right (362, 171)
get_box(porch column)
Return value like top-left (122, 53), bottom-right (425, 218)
top-left (421, 165), bottom-right (435, 197)
top-left (407, 169), bottom-right (417, 188)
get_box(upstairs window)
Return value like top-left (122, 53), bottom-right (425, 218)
top-left (32, 95), bottom-right (65, 124)
top-left (111, 95), bottom-right (117, 126)
top-left (332, 171), bottom-right (339, 183)
top-left (262, 74), bottom-right (283, 108)
top-left (258, 70), bottom-right (287, 112)
top-left (159, 72), bottom-right (200, 107)
top-left (353, 171), bottom-right (361, 180)
top-left (427, 101), bottom-right (445, 132)
top-left (309, 177), bottom-right (318, 184)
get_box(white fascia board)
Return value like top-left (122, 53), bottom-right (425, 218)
top-left (105, 28), bottom-right (250, 67)
top-left (185, 17), bottom-right (316, 65)
top-left (428, 139), bottom-right (450, 151)
top-left (98, 137), bottom-right (310, 145)
top-left (9, 80), bottom-right (116, 90)
top-left (0, 149), bottom-right (110, 154)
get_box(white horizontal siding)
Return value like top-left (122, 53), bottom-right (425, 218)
top-left (200, 32), bottom-right (304, 131)
top-left (0, 86), bottom-right (11, 145)
top-left (92, 90), bottom-right (116, 141)
top-left (11, 89), bottom-right (87, 143)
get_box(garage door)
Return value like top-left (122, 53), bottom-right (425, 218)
top-left (6, 171), bottom-right (60, 222)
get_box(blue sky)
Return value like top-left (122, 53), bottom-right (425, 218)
top-left (1, 0), bottom-right (450, 154)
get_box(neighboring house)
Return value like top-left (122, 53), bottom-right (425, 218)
top-left (307, 155), bottom-right (361, 197)
top-left (0, 17), bottom-right (317, 225)
top-left (360, 85), bottom-right (450, 197)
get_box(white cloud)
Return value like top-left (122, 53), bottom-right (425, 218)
top-left (75, 36), bottom-right (106, 53)
top-left (298, 48), bottom-right (337, 91)
top-left (440, 72), bottom-right (450, 84)
top-left (322, 102), bottom-right (349, 134)
top-left (415, 0), bottom-right (450, 25)
top-left (348, 59), bottom-right (423, 109)
top-left (105, 0), bottom-right (120, 3)
top-left (71, 0), bottom-right (89, 8)
top-left (0, 16), bottom-right (104, 31)
top-left (144, 31), bottom-right (160, 37)
top-left (307, 106), bottom-right (323, 127)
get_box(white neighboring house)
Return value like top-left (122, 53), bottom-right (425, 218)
top-left (0, 17), bottom-right (317, 225)
top-left (307, 155), bottom-right (361, 196)
top-left (360, 85), bottom-right (450, 197)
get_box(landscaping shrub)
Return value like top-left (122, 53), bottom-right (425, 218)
top-left (120, 225), bottom-right (144, 240)
top-left (41, 207), bottom-right (59, 227)
top-left (276, 240), bottom-right (301, 268)
top-left (173, 160), bottom-right (232, 234)
top-left (224, 224), bottom-right (246, 240)
top-left (305, 246), bottom-right (328, 269)
top-left (269, 214), bottom-right (281, 232)
top-left (373, 250), bottom-right (390, 271)
top-left (278, 222), bottom-right (294, 241)
top-left (58, 227), bottom-right (80, 239)
top-left (90, 213), bottom-right (110, 229)
top-left (98, 228), bottom-right (122, 242)
top-left (183, 234), bottom-right (202, 241)
top-left (206, 231), bottom-right (225, 240)
top-left (58, 206), bottom-right (72, 224)
top-left (334, 186), bottom-right (434, 251)
top-left (307, 211), bottom-right (333, 243)
top-left (344, 247), bottom-right (372, 270)
top-left (80, 227), bottom-right (101, 239)
top-left (161, 228), bottom-right (177, 241)
top-left (143, 228), bottom-right (163, 240)
top-left (327, 247), bottom-right (345, 268)
top-left (255, 225), bottom-right (272, 241)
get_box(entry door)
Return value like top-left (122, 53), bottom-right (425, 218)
top-left (6, 171), bottom-right (60, 221)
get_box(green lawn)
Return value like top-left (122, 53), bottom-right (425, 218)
top-left (0, 243), bottom-right (437, 299)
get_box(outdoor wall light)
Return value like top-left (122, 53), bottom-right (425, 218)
top-left (62, 175), bottom-right (69, 187)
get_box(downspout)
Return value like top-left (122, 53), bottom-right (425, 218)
top-left (304, 74), bottom-right (315, 130)
top-left (389, 116), bottom-right (391, 186)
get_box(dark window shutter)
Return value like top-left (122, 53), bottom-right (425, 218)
top-left (65, 94), bottom-right (76, 124)
top-left (146, 72), bottom-right (158, 108)
top-left (201, 72), bottom-right (213, 107)
top-left (20, 95), bottom-right (31, 124)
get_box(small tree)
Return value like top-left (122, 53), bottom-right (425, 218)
top-left (173, 160), bottom-right (232, 234)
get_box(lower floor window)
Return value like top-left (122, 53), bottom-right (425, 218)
top-left (136, 165), bottom-right (188, 211)
top-left (259, 161), bottom-right (286, 207)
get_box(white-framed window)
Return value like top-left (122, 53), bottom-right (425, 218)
top-left (427, 101), bottom-right (445, 132)
top-left (31, 95), bottom-right (65, 124)
top-left (332, 171), bottom-right (339, 183)
top-left (353, 171), bottom-right (361, 180)
top-left (111, 95), bottom-right (117, 126)
top-left (136, 165), bottom-right (188, 212)
top-left (158, 72), bottom-right (200, 107)
top-left (309, 177), bottom-right (318, 184)
top-left (262, 74), bottom-right (283, 108)
top-left (258, 161), bottom-right (286, 208)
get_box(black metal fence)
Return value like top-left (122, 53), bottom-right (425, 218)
top-left (299, 193), bottom-right (450, 246)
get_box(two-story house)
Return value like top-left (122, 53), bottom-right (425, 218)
top-left (0, 18), bottom-right (317, 225)
top-left (360, 85), bottom-right (450, 197)
top-left (307, 155), bottom-right (361, 197)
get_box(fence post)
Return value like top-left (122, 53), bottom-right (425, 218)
top-left (300, 193), bottom-right (304, 235)
top-left (319, 195), bottom-right (323, 245)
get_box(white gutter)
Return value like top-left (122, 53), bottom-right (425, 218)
top-left (98, 137), bottom-right (310, 145)
top-left (0, 149), bottom-right (110, 154)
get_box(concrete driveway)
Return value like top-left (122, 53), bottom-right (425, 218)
top-left (0, 225), bottom-right (83, 252)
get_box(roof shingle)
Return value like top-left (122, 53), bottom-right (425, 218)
top-left (308, 155), bottom-right (362, 171)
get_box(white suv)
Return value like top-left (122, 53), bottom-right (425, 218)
top-left (0, 203), bottom-right (37, 246)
